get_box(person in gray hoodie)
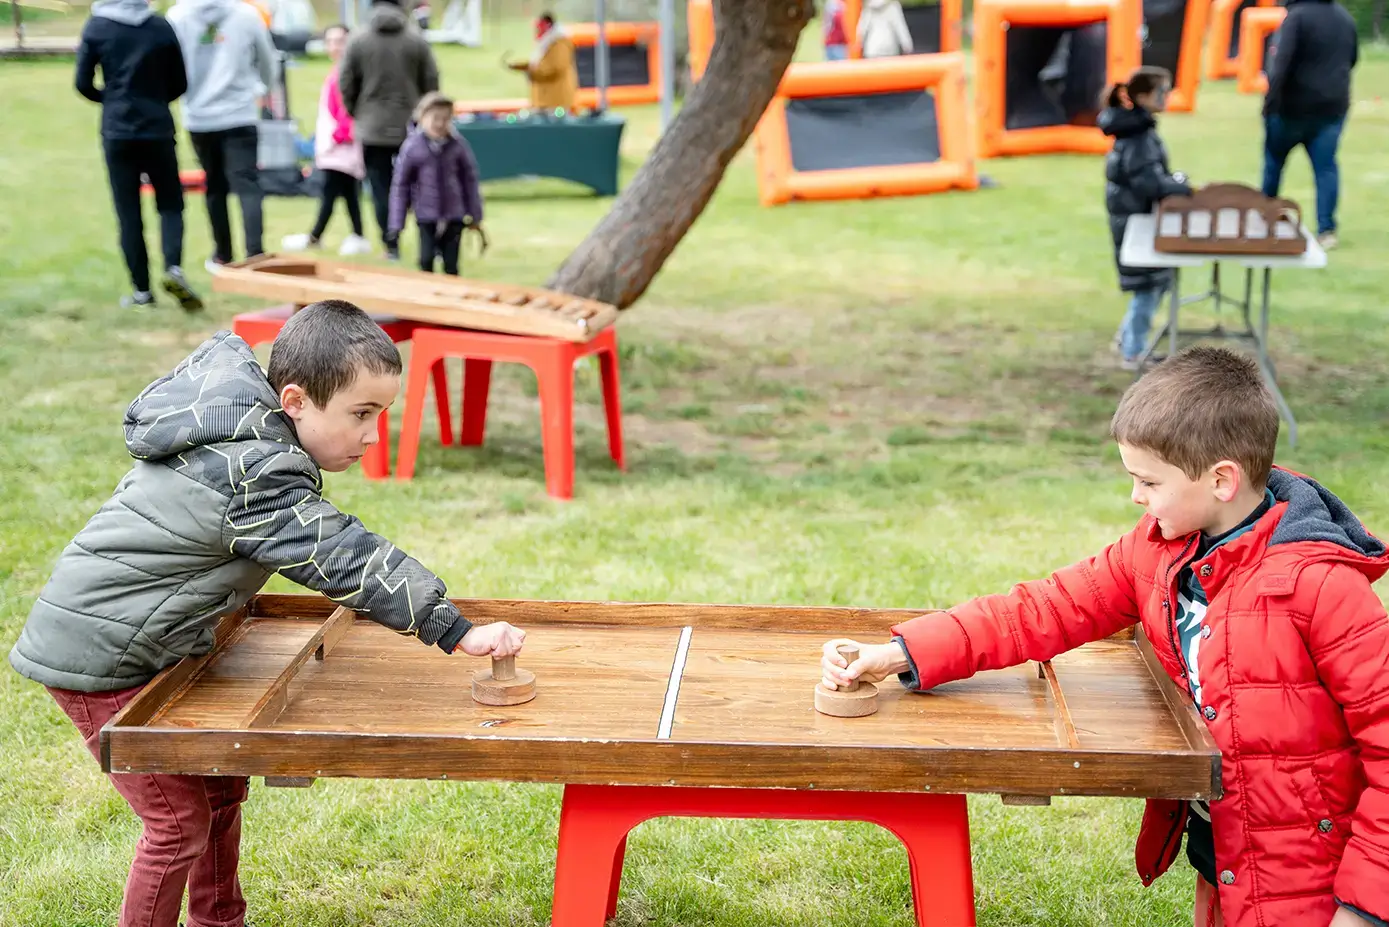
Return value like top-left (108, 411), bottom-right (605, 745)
top-left (167, 0), bottom-right (277, 266)
top-left (10, 301), bottom-right (526, 927)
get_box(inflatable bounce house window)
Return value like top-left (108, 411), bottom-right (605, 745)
top-left (1236, 6), bottom-right (1286, 93)
top-left (844, 0), bottom-right (964, 57)
top-left (570, 22), bottom-right (662, 107)
top-left (754, 54), bottom-right (978, 205)
top-left (1140, 0), bottom-right (1210, 112)
top-left (1206, 0), bottom-right (1276, 80)
top-left (974, 0), bottom-right (1141, 158)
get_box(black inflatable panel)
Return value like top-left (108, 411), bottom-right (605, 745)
top-left (785, 90), bottom-right (941, 172)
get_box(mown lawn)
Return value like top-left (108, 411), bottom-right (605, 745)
top-left (2, 22), bottom-right (1387, 927)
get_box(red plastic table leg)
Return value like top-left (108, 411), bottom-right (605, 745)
top-left (459, 358), bottom-right (493, 447)
top-left (597, 341), bottom-right (625, 471)
top-left (534, 353), bottom-right (576, 500)
top-left (550, 784), bottom-right (975, 927)
top-left (432, 359), bottom-right (453, 446)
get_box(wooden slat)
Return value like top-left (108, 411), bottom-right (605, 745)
top-left (1135, 625), bottom-right (1223, 799)
top-left (1039, 660), bottom-right (1081, 749)
top-left (210, 256), bottom-right (618, 343)
top-left (99, 608), bottom-right (250, 772)
top-left (242, 607), bottom-right (356, 730)
top-left (106, 730), bottom-right (1222, 800)
top-left (248, 593), bottom-right (933, 635)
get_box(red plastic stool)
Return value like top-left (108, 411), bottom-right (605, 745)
top-left (395, 326), bottom-right (624, 499)
top-left (230, 305), bottom-right (436, 480)
top-left (551, 784), bottom-right (976, 927)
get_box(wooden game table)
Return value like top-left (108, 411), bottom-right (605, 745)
top-left (103, 594), bottom-right (1220, 926)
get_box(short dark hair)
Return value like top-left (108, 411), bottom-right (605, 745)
top-left (538, 12), bottom-right (555, 25)
top-left (1110, 346), bottom-right (1279, 488)
top-left (1100, 66), bottom-right (1172, 110)
top-left (323, 22), bottom-right (348, 36)
top-left (267, 300), bottom-right (402, 408)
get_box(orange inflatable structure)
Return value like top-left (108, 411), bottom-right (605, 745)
top-left (974, 0), bottom-right (1141, 159)
top-left (569, 22), bottom-right (662, 108)
top-left (1140, 0), bottom-right (1211, 112)
top-left (1236, 6), bottom-right (1286, 94)
top-left (843, 0), bottom-right (963, 57)
top-left (688, 0), bottom-right (714, 82)
top-left (1206, 0), bottom-right (1276, 80)
top-left (754, 53), bottom-right (977, 206)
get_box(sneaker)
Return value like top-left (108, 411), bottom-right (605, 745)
top-left (384, 244), bottom-right (401, 262)
top-left (121, 290), bottom-right (155, 309)
top-left (1120, 356), bottom-right (1141, 372)
top-left (204, 257), bottom-right (228, 275)
top-left (339, 234), bottom-right (373, 256)
top-left (281, 233), bottom-right (319, 252)
top-left (1318, 231), bottom-right (1338, 251)
top-left (161, 266), bottom-right (204, 312)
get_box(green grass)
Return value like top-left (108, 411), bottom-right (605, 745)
top-left (3, 26), bottom-right (1389, 926)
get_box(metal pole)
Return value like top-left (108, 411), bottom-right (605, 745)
top-left (658, 0), bottom-right (674, 128)
top-left (595, 0), bottom-right (609, 111)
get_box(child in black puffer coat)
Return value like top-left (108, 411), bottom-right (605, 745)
top-left (1098, 66), bottom-right (1193, 369)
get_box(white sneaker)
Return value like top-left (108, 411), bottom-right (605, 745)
top-left (281, 233), bottom-right (317, 252)
top-left (338, 234), bottom-right (373, 256)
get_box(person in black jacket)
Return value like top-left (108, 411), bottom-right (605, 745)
top-left (1098, 67), bottom-right (1193, 370)
top-left (1262, 0), bottom-right (1359, 250)
top-left (76, 0), bottom-right (202, 310)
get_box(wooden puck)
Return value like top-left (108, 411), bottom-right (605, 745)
top-left (472, 654), bottom-right (537, 706)
top-left (814, 644), bottom-right (879, 718)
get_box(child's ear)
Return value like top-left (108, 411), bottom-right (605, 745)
top-left (279, 383), bottom-right (309, 419)
top-left (1210, 459), bottom-right (1242, 503)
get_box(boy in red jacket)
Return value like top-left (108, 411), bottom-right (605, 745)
top-left (821, 346), bottom-right (1389, 927)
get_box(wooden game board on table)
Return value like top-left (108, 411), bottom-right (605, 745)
top-left (103, 593), bottom-right (1221, 927)
top-left (211, 254), bottom-right (618, 343)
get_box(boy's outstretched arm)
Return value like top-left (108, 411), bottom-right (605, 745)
top-left (827, 523), bottom-right (1143, 692)
top-left (1308, 563), bottom-right (1389, 925)
top-left (223, 449), bottom-right (484, 653)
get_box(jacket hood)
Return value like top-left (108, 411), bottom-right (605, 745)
top-left (1266, 468), bottom-right (1387, 566)
top-left (91, 0), bottom-right (154, 26)
top-left (1098, 105), bottom-right (1155, 139)
top-left (124, 331), bottom-right (297, 461)
top-left (177, 0), bottom-right (240, 26)
top-left (369, 2), bottom-right (408, 33)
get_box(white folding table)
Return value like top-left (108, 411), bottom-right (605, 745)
top-left (1119, 214), bottom-right (1327, 447)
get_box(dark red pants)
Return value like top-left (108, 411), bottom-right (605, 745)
top-left (47, 685), bottom-right (248, 927)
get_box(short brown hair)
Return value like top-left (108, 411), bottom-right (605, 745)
top-left (414, 91), bottom-right (454, 124)
top-left (1110, 346), bottom-right (1279, 487)
top-left (267, 300), bottom-right (402, 408)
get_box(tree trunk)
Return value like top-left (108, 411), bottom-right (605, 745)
top-left (546, 0), bottom-right (814, 308)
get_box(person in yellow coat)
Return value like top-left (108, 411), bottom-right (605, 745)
top-left (508, 12), bottom-right (577, 112)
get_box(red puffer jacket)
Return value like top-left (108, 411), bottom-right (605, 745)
top-left (893, 469), bottom-right (1389, 926)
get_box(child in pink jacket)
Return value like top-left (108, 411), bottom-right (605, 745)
top-left (282, 24), bottom-right (371, 255)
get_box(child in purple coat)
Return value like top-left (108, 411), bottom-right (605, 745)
top-left (387, 91), bottom-right (487, 275)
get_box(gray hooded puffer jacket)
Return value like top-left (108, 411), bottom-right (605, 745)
top-left (9, 331), bottom-right (472, 693)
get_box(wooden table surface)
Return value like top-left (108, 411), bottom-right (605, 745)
top-left (103, 594), bottom-right (1220, 801)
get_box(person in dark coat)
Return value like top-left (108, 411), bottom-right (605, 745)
top-left (75, 0), bottom-right (203, 310)
top-left (1262, 0), bottom-right (1359, 250)
top-left (1098, 66), bottom-right (1193, 370)
top-left (339, 0), bottom-right (441, 261)
top-left (387, 92), bottom-right (486, 276)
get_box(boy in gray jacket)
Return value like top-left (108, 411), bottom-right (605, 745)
top-left (167, 0), bottom-right (277, 266)
top-left (10, 300), bottom-right (525, 927)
